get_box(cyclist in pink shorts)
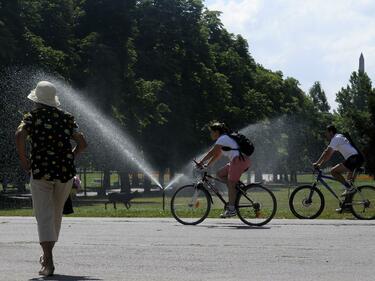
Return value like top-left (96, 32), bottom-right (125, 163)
top-left (198, 122), bottom-right (251, 218)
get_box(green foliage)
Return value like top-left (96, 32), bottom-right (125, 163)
top-left (335, 71), bottom-right (374, 160)
top-left (334, 71), bottom-right (375, 176)
top-left (6, 0), bottom-right (372, 183)
top-left (309, 81), bottom-right (330, 112)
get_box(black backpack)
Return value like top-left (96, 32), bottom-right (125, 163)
top-left (342, 132), bottom-right (365, 159)
top-left (225, 132), bottom-right (255, 158)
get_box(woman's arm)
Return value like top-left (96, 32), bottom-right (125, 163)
top-left (71, 132), bottom-right (88, 157)
top-left (199, 145), bottom-right (222, 167)
top-left (15, 126), bottom-right (30, 172)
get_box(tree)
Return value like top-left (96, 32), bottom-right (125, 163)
top-left (365, 93), bottom-right (375, 175)
top-left (309, 81), bottom-right (330, 112)
top-left (1, 0), bottom-right (339, 191)
top-left (0, 0), bottom-right (23, 65)
top-left (335, 71), bottom-right (373, 156)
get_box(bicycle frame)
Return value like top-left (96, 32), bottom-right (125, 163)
top-left (314, 169), bottom-right (368, 206)
top-left (313, 170), bottom-right (344, 202)
top-left (196, 171), bottom-right (253, 207)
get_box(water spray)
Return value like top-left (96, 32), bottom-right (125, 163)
top-left (30, 72), bottom-right (162, 188)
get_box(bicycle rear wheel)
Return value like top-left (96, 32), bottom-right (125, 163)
top-left (289, 185), bottom-right (325, 219)
top-left (350, 185), bottom-right (375, 220)
top-left (235, 184), bottom-right (277, 226)
top-left (170, 184), bottom-right (211, 225)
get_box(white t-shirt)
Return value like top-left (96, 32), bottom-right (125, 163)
top-left (215, 135), bottom-right (239, 160)
top-left (328, 134), bottom-right (358, 159)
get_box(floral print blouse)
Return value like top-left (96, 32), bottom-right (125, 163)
top-left (20, 106), bottom-right (78, 183)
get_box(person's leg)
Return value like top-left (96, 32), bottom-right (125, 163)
top-left (217, 165), bottom-right (235, 217)
top-left (53, 179), bottom-right (73, 241)
top-left (30, 178), bottom-right (57, 274)
top-left (227, 180), bottom-right (237, 206)
top-left (40, 241), bottom-right (55, 264)
top-left (218, 162), bottom-right (239, 206)
top-left (347, 155), bottom-right (364, 182)
top-left (227, 157), bottom-right (251, 204)
top-left (347, 171), bottom-right (354, 182)
top-left (217, 164), bottom-right (230, 200)
top-left (216, 164), bottom-right (229, 182)
top-left (331, 164), bottom-right (351, 186)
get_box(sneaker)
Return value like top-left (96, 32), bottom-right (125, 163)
top-left (341, 187), bottom-right (356, 197)
top-left (335, 204), bottom-right (351, 213)
top-left (220, 208), bottom-right (237, 218)
top-left (335, 207), bottom-right (351, 213)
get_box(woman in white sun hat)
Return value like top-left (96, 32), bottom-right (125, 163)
top-left (15, 81), bottom-right (87, 276)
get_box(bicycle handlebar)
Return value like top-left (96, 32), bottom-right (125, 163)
top-left (313, 166), bottom-right (321, 173)
top-left (312, 166), bottom-right (324, 179)
top-left (193, 160), bottom-right (207, 170)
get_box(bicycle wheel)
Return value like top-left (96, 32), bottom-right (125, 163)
top-left (289, 185), bottom-right (325, 219)
top-left (235, 184), bottom-right (277, 226)
top-left (170, 184), bottom-right (211, 225)
top-left (350, 185), bottom-right (375, 220)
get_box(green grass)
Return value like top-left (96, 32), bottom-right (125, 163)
top-left (1, 177), bottom-right (374, 220)
top-left (80, 171), bottom-right (121, 188)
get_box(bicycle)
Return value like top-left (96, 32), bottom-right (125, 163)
top-left (289, 167), bottom-right (375, 220)
top-left (170, 161), bottom-right (277, 226)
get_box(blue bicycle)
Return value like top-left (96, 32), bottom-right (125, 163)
top-left (289, 167), bottom-right (375, 220)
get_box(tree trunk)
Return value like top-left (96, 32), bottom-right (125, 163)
top-left (99, 169), bottom-right (110, 196)
top-left (132, 171), bottom-right (139, 188)
top-left (120, 170), bottom-right (131, 194)
top-left (283, 173), bottom-right (289, 183)
top-left (158, 168), bottom-right (165, 187)
top-left (290, 171), bottom-right (297, 184)
top-left (144, 175), bottom-right (151, 193)
top-left (273, 173), bottom-right (278, 183)
top-left (169, 167), bottom-right (175, 182)
top-left (1, 176), bottom-right (8, 191)
top-left (255, 169), bottom-right (262, 182)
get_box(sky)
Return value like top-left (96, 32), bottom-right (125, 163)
top-left (205, 0), bottom-right (375, 110)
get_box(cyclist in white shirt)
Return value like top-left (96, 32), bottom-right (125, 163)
top-left (198, 122), bottom-right (251, 218)
top-left (313, 125), bottom-right (364, 198)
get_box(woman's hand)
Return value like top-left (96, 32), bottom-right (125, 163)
top-left (195, 160), bottom-right (206, 169)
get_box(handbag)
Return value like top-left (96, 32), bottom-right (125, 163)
top-left (63, 195), bottom-right (74, 215)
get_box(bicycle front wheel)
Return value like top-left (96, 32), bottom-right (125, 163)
top-left (289, 185), bottom-right (325, 219)
top-left (170, 184), bottom-right (211, 225)
top-left (350, 185), bottom-right (375, 220)
top-left (235, 184), bottom-right (277, 226)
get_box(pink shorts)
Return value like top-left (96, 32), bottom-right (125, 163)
top-left (217, 156), bottom-right (251, 182)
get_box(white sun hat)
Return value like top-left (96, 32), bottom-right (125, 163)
top-left (27, 81), bottom-right (61, 107)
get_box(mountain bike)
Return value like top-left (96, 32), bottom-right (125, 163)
top-left (289, 167), bottom-right (375, 220)
top-left (170, 161), bottom-right (277, 226)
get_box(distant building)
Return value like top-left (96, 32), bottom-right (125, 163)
top-left (359, 53), bottom-right (365, 73)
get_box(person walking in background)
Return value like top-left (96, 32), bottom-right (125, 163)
top-left (15, 81), bottom-right (87, 276)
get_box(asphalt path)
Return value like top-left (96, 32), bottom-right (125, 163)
top-left (0, 217), bottom-right (374, 281)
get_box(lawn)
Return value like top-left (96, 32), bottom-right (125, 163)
top-left (1, 176), bottom-right (373, 220)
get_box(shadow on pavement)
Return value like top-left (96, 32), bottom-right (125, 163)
top-left (196, 223), bottom-right (271, 230)
top-left (29, 275), bottom-right (103, 281)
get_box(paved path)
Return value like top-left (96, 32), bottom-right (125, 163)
top-left (0, 217), bottom-right (374, 281)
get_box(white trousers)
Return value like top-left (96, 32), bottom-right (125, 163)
top-left (30, 178), bottom-right (73, 242)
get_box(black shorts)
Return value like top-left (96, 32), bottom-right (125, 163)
top-left (343, 154), bottom-right (364, 172)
